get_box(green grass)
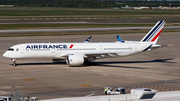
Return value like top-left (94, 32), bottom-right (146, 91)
top-left (0, 7), bottom-right (180, 16)
top-left (0, 7), bottom-right (180, 22)
top-left (0, 7), bottom-right (179, 37)
top-left (0, 23), bottom-right (155, 30)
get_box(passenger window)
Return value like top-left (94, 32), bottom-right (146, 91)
top-left (8, 48), bottom-right (14, 51)
top-left (16, 48), bottom-right (19, 51)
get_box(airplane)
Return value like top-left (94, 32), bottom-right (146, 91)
top-left (116, 35), bottom-right (124, 43)
top-left (3, 21), bottom-right (165, 66)
top-left (116, 35), bottom-right (123, 42)
top-left (84, 36), bottom-right (92, 43)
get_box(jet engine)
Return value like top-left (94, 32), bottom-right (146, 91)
top-left (66, 55), bottom-right (84, 66)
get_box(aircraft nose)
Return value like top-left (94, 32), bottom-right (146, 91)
top-left (3, 52), bottom-right (9, 58)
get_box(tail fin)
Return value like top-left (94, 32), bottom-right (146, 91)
top-left (84, 36), bottom-right (92, 43)
top-left (116, 35), bottom-right (122, 41)
top-left (116, 35), bottom-right (124, 43)
top-left (140, 21), bottom-right (165, 44)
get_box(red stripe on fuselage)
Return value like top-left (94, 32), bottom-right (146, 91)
top-left (151, 29), bottom-right (162, 42)
top-left (69, 44), bottom-right (74, 48)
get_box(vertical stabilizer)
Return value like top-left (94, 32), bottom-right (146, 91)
top-left (140, 21), bottom-right (165, 44)
top-left (84, 36), bottom-right (92, 43)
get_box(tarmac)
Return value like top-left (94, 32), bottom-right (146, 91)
top-left (0, 26), bottom-right (180, 33)
top-left (0, 32), bottom-right (180, 100)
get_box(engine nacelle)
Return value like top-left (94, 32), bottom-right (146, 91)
top-left (66, 55), bottom-right (84, 66)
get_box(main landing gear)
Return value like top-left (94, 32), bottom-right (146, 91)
top-left (11, 59), bottom-right (17, 66)
top-left (84, 60), bottom-right (97, 66)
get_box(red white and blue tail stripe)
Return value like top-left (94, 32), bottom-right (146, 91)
top-left (140, 21), bottom-right (165, 43)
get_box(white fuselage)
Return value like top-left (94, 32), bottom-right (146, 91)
top-left (3, 42), bottom-right (151, 59)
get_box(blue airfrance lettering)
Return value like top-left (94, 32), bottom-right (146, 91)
top-left (26, 45), bottom-right (68, 49)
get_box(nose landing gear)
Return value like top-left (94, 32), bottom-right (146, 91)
top-left (11, 59), bottom-right (17, 66)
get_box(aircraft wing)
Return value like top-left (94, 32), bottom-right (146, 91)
top-left (84, 52), bottom-right (120, 58)
top-left (58, 52), bottom-right (120, 59)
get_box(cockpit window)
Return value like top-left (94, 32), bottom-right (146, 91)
top-left (8, 48), bottom-right (14, 51)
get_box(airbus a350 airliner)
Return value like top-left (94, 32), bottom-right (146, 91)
top-left (3, 21), bottom-right (165, 66)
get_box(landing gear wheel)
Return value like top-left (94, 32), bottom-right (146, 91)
top-left (84, 61), bottom-right (97, 66)
top-left (13, 63), bottom-right (17, 66)
top-left (11, 59), bottom-right (17, 67)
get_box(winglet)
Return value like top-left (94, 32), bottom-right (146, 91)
top-left (84, 36), bottom-right (92, 43)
